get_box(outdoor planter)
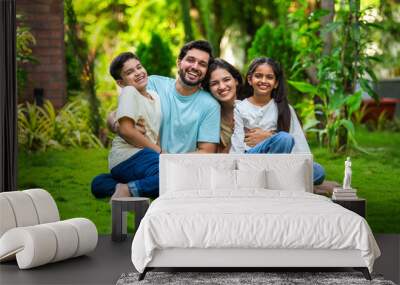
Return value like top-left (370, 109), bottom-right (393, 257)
top-left (362, 98), bottom-right (400, 123)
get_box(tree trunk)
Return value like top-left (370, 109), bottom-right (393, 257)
top-left (211, 0), bottom-right (223, 57)
top-left (312, 0), bottom-right (335, 131)
top-left (337, 0), bottom-right (360, 151)
top-left (65, 0), bottom-right (101, 136)
top-left (321, 0), bottom-right (335, 56)
top-left (180, 0), bottom-right (194, 42)
top-left (86, 50), bottom-right (101, 136)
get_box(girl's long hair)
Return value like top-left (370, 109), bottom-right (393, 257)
top-left (203, 58), bottom-right (243, 100)
top-left (243, 57), bottom-right (291, 132)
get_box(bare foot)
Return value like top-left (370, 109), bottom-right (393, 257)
top-left (110, 183), bottom-right (131, 202)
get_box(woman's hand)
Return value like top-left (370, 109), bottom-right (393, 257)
top-left (244, 128), bottom-right (276, 147)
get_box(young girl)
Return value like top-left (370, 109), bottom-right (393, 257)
top-left (213, 57), bottom-right (325, 184)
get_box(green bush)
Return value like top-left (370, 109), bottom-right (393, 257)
top-left (247, 23), bottom-right (295, 78)
top-left (136, 33), bottom-right (174, 77)
top-left (18, 99), bottom-right (104, 152)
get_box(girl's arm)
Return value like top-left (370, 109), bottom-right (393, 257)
top-left (229, 107), bottom-right (247, 153)
top-left (288, 106), bottom-right (311, 153)
top-left (119, 117), bottom-right (161, 153)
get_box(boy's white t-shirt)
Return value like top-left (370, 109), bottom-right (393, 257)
top-left (108, 86), bottom-right (161, 170)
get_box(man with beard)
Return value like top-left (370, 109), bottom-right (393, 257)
top-left (147, 40), bottom-right (220, 153)
top-left (91, 40), bottom-right (220, 198)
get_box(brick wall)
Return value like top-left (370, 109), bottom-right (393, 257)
top-left (17, 0), bottom-right (66, 108)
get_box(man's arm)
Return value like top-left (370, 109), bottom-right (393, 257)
top-left (195, 142), bottom-right (217, 153)
top-left (107, 111), bottom-right (119, 133)
top-left (107, 110), bottom-right (147, 136)
top-left (118, 117), bottom-right (161, 153)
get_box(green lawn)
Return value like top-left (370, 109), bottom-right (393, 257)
top-left (18, 128), bottom-right (400, 234)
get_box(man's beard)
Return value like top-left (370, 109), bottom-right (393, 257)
top-left (178, 69), bottom-right (203, 87)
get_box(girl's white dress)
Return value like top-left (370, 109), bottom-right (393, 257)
top-left (230, 98), bottom-right (310, 154)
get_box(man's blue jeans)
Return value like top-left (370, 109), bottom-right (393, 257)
top-left (91, 148), bottom-right (159, 198)
top-left (246, 131), bottom-right (325, 185)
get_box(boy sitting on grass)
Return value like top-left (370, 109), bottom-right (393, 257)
top-left (105, 52), bottom-right (162, 200)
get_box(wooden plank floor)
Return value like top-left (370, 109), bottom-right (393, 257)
top-left (0, 236), bottom-right (134, 285)
top-left (0, 234), bottom-right (398, 285)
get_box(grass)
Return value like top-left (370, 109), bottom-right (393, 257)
top-left (310, 128), bottom-right (400, 233)
top-left (17, 128), bottom-right (400, 234)
top-left (18, 148), bottom-right (112, 234)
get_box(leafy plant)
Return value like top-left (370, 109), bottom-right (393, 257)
top-left (18, 99), bottom-right (104, 152)
top-left (353, 103), bottom-right (369, 126)
top-left (18, 102), bottom-right (59, 152)
top-left (288, 1), bottom-right (381, 152)
top-left (16, 14), bottom-right (37, 97)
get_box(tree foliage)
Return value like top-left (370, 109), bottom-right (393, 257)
top-left (136, 33), bottom-right (174, 77)
top-left (375, 0), bottom-right (400, 77)
top-left (16, 14), bottom-right (36, 98)
top-left (64, 0), bottom-right (101, 135)
top-left (288, 0), bottom-right (381, 152)
top-left (247, 23), bottom-right (295, 79)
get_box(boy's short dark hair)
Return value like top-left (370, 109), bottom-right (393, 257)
top-left (109, 52), bottom-right (139, 81)
top-left (178, 40), bottom-right (214, 63)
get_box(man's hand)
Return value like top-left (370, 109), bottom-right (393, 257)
top-left (107, 111), bottom-right (147, 135)
top-left (135, 119), bottom-right (147, 135)
top-left (244, 128), bottom-right (276, 147)
top-left (195, 142), bottom-right (217, 153)
top-left (107, 111), bottom-right (118, 133)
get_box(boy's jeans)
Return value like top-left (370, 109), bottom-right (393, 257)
top-left (91, 148), bottom-right (159, 198)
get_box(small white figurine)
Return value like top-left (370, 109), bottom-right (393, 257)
top-left (343, 157), bottom-right (352, 190)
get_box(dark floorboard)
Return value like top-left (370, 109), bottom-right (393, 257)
top-left (0, 234), bottom-right (398, 285)
top-left (0, 236), bottom-right (134, 285)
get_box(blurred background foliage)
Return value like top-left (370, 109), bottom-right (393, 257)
top-left (16, 14), bottom-right (37, 98)
top-left (16, 0), bottom-right (400, 152)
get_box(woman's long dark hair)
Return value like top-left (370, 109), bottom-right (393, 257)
top-left (244, 57), bottom-right (291, 132)
top-left (202, 58), bottom-right (243, 100)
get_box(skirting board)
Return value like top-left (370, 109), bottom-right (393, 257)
top-left (147, 248), bottom-right (366, 268)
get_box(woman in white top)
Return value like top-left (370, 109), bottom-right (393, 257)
top-left (204, 58), bottom-right (325, 185)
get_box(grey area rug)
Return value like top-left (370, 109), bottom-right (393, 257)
top-left (116, 271), bottom-right (396, 285)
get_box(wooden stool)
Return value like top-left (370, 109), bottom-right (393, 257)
top-left (111, 197), bottom-right (150, 242)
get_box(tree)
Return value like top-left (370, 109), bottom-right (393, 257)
top-left (187, 0), bottom-right (279, 58)
top-left (64, 0), bottom-right (101, 135)
top-left (180, 0), bottom-right (194, 42)
top-left (136, 33), bottom-right (174, 77)
top-left (16, 14), bottom-right (36, 98)
top-left (289, 0), bottom-right (380, 151)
